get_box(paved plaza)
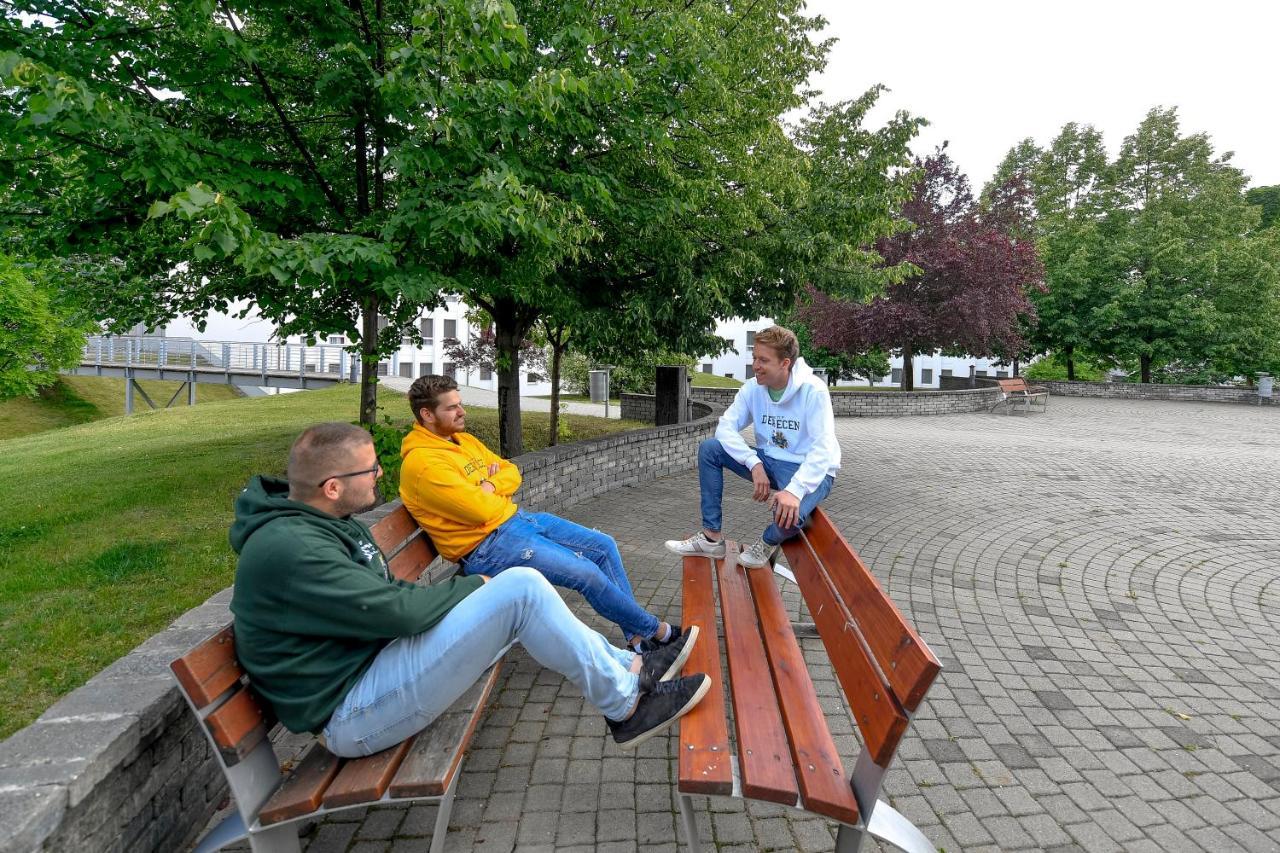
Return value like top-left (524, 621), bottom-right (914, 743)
top-left (214, 396), bottom-right (1280, 852)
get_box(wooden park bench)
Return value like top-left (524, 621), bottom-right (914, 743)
top-left (677, 507), bottom-right (943, 852)
top-left (171, 503), bottom-right (501, 853)
top-left (990, 376), bottom-right (1049, 414)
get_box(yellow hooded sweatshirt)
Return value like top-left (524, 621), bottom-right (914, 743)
top-left (399, 423), bottom-right (521, 561)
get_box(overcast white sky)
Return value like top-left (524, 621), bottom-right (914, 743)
top-left (800, 0), bottom-right (1279, 191)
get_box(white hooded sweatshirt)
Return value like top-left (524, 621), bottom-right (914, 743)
top-left (714, 357), bottom-right (841, 500)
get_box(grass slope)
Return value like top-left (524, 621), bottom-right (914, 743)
top-left (0, 376), bottom-right (243, 440)
top-left (0, 384), bottom-right (643, 738)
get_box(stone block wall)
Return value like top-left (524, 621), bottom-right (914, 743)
top-left (0, 407), bottom-right (724, 853)
top-left (1043, 379), bottom-right (1275, 405)
top-left (690, 385), bottom-right (1000, 416)
top-left (620, 394), bottom-right (714, 424)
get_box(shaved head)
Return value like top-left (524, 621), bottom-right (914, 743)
top-left (287, 422), bottom-right (373, 499)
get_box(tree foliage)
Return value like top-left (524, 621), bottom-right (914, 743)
top-left (1246, 184), bottom-right (1280, 230)
top-left (800, 150), bottom-right (1043, 389)
top-left (0, 253), bottom-right (91, 398)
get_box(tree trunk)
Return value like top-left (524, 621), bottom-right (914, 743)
top-left (1140, 354), bottom-right (1152, 384)
top-left (1065, 345), bottom-right (1075, 381)
top-left (1012, 358), bottom-right (1020, 377)
top-left (549, 343), bottom-right (565, 446)
top-left (492, 304), bottom-right (527, 459)
top-left (359, 295), bottom-right (379, 426)
top-left (901, 348), bottom-right (914, 391)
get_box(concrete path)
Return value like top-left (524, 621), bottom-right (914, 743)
top-left (379, 377), bottom-right (622, 419)
top-left (215, 396), bottom-right (1280, 852)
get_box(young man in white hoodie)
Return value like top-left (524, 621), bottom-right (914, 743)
top-left (665, 325), bottom-right (841, 568)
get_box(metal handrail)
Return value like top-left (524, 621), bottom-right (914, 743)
top-left (81, 335), bottom-right (355, 380)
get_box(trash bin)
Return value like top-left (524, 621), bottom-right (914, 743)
top-left (589, 369), bottom-right (610, 404)
top-left (1259, 373), bottom-right (1273, 399)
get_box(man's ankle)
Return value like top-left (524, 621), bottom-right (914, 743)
top-left (702, 530), bottom-right (721, 542)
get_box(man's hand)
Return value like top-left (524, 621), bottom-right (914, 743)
top-left (487, 462), bottom-right (501, 477)
top-left (479, 480), bottom-right (496, 494)
top-left (773, 490), bottom-right (800, 531)
top-left (750, 463), bottom-right (771, 502)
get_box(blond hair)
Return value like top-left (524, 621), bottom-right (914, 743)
top-left (753, 325), bottom-right (799, 364)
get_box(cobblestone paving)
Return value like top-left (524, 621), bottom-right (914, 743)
top-left (225, 397), bottom-right (1280, 852)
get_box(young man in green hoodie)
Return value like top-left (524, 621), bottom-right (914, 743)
top-left (230, 422), bottom-right (709, 756)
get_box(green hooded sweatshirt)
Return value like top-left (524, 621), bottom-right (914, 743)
top-left (229, 475), bottom-right (483, 734)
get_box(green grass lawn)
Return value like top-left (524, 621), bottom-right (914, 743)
top-left (0, 383), bottom-right (643, 739)
top-left (691, 372), bottom-right (743, 388)
top-left (0, 376), bottom-right (243, 440)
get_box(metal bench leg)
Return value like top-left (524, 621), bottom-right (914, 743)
top-left (835, 823), bottom-right (867, 853)
top-left (678, 794), bottom-right (702, 852)
top-left (248, 824), bottom-right (302, 853)
top-left (430, 768), bottom-right (462, 853)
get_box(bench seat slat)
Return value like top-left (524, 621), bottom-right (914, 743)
top-left (368, 506), bottom-right (420, 556)
top-left (205, 686), bottom-right (275, 765)
top-left (715, 547), bottom-right (800, 806)
top-left (390, 661), bottom-right (503, 798)
top-left (802, 510), bottom-right (941, 713)
top-left (783, 534), bottom-right (909, 768)
top-left (746, 566), bottom-right (860, 825)
top-left (170, 625), bottom-right (242, 709)
top-left (259, 744), bottom-right (343, 826)
top-left (322, 736), bottom-right (417, 808)
top-left (678, 555), bottom-right (733, 796)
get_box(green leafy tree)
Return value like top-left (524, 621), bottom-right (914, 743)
top-left (1246, 185), bottom-right (1280, 230)
top-left (0, 254), bottom-right (90, 398)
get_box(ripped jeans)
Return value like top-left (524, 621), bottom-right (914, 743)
top-left (461, 510), bottom-right (660, 643)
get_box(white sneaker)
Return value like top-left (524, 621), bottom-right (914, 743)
top-left (738, 538), bottom-right (779, 569)
top-left (664, 531), bottom-right (726, 558)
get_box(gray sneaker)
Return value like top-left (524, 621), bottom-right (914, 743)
top-left (664, 531), bottom-right (727, 558)
top-left (738, 538), bottom-right (779, 569)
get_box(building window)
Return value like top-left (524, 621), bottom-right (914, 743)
top-left (745, 364), bottom-right (753, 379)
top-left (527, 372), bottom-right (542, 383)
top-left (724, 373), bottom-right (734, 379)
top-left (891, 367), bottom-right (902, 384)
top-left (327, 335), bottom-right (344, 345)
top-left (921, 368), bottom-right (934, 384)
top-left (327, 363), bottom-right (340, 374)
top-left (377, 315), bottom-right (389, 331)
top-left (377, 362), bottom-right (389, 376)
top-left (941, 368), bottom-right (952, 377)
top-left (443, 319), bottom-right (457, 339)
top-left (444, 362), bottom-right (457, 379)
top-left (399, 363), bottom-right (413, 378)
top-left (977, 370), bottom-right (989, 377)
top-left (420, 318), bottom-right (434, 338)
top-left (745, 330), bottom-right (756, 350)
top-left (419, 362), bottom-right (433, 377)
top-left (402, 336), bottom-right (413, 346)
top-left (480, 366), bottom-right (492, 381)
top-left (996, 370), bottom-right (1009, 378)
top-left (702, 363), bottom-right (713, 373)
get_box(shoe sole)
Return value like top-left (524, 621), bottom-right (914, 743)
top-left (614, 675), bottom-right (713, 751)
top-left (663, 541), bottom-right (727, 558)
top-left (658, 625), bottom-right (700, 682)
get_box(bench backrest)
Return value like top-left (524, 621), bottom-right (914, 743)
top-left (996, 377), bottom-right (1028, 393)
top-left (169, 502), bottom-right (437, 824)
top-left (781, 508), bottom-right (941, 769)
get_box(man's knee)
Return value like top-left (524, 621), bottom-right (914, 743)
top-left (490, 564), bottom-right (553, 597)
top-left (698, 438), bottom-right (723, 464)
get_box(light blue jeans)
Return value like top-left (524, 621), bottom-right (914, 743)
top-left (323, 567), bottom-right (638, 757)
top-left (698, 438), bottom-right (835, 546)
top-left (461, 510), bottom-right (660, 643)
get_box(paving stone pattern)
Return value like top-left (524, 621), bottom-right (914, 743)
top-left (218, 397), bottom-right (1280, 852)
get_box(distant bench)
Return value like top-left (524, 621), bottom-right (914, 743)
top-left (991, 376), bottom-right (1049, 414)
top-left (676, 507), bottom-right (943, 852)
top-left (171, 504), bottom-right (500, 853)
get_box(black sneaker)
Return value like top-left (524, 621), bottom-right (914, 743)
top-left (639, 625), bottom-right (700, 686)
top-left (637, 623), bottom-right (688, 655)
top-left (607, 674), bottom-right (712, 750)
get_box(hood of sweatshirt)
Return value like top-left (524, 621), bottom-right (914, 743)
top-left (775, 356), bottom-right (823, 405)
top-left (400, 420), bottom-right (454, 460)
top-left (229, 474), bottom-right (356, 554)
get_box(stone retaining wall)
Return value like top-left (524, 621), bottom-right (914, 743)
top-left (0, 408), bottom-right (723, 853)
top-left (619, 394), bottom-right (714, 424)
top-left (1043, 379), bottom-right (1275, 405)
top-left (690, 385), bottom-right (1000, 416)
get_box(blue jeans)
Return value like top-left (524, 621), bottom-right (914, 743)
top-left (323, 567), bottom-right (638, 757)
top-left (461, 510), bottom-right (660, 643)
top-left (698, 438), bottom-right (835, 546)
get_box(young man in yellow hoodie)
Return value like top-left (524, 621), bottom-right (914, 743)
top-left (400, 375), bottom-right (692, 653)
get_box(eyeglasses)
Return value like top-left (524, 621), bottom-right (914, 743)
top-left (319, 462), bottom-right (382, 486)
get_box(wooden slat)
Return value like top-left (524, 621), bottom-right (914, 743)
top-left (388, 533), bottom-right (437, 582)
top-left (715, 545), bottom-right (799, 806)
top-left (259, 744), bottom-right (344, 825)
top-left (747, 566), bottom-right (859, 825)
top-left (170, 624), bottom-right (242, 709)
top-left (322, 735), bottom-right (416, 808)
top-left (205, 686), bottom-right (273, 765)
top-left (369, 505), bottom-right (420, 555)
top-left (390, 661), bottom-right (503, 798)
top-left (802, 510), bottom-right (941, 712)
top-left (783, 534), bottom-right (908, 767)
top-left (678, 555), bottom-right (733, 796)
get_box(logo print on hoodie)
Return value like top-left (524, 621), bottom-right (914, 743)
top-left (772, 429), bottom-right (789, 449)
